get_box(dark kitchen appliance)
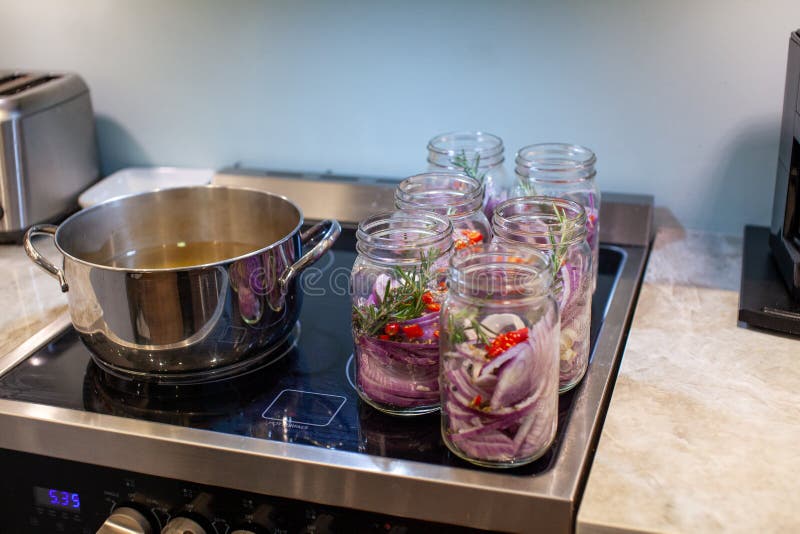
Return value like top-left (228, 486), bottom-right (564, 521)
top-left (739, 30), bottom-right (800, 336)
top-left (0, 172), bottom-right (653, 533)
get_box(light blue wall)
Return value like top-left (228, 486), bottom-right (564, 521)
top-left (2, 0), bottom-right (800, 234)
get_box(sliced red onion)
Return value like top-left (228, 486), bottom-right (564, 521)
top-left (355, 267), bottom-right (448, 411)
top-left (450, 430), bottom-right (516, 462)
top-left (479, 341), bottom-right (526, 378)
top-left (517, 408), bottom-right (557, 457)
top-left (358, 335), bottom-right (438, 366)
top-left (355, 311), bottom-right (442, 409)
top-left (483, 192), bottom-right (507, 224)
top-left (512, 413), bottom-right (537, 451)
top-left (490, 342), bottom-right (539, 410)
top-left (557, 259), bottom-right (591, 390)
top-left (441, 315), bottom-right (559, 465)
top-left (456, 343), bottom-right (487, 364)
top-left (357, 347), bottom-right (439, 407)
top-left (473, 372), bottom-right (498, 390)
top-left (585, 204), bottom-right (599, 250)
top-left (445, 368), bottom-right (493, 404)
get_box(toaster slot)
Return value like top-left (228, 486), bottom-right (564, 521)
top-left (0, 73), bottom-right (26, 87)
top-left (0, 75), bottom-right (60, 97)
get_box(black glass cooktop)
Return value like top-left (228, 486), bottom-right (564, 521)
top-left (0, 230), bottom-right (625, 476)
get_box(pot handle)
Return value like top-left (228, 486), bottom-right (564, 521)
top-left (279, 219), bottom-right (341, 295)
top-left (24, 224), bottom-right (69, 293)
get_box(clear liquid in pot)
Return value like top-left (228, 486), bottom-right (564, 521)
top-left (99, 241), bottom-right (257, 269)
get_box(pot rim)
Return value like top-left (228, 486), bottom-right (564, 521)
top-left (53, 184), bottom-right (305, 273)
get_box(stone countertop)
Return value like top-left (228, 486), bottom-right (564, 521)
top-left (0, 239), bottom-right (67, 358)
top-left (577, 226), bottom-right (800, 533)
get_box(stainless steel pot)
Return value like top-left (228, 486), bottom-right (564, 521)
top-left (24, 185), bottom-right (340, 383)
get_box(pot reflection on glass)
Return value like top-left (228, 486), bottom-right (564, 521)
top-left (82, 344), bottom-right (295, 427)
top-left (357, 401), bottom-right (445, 462)
top-left (24, 185), bottom-right (340, 383)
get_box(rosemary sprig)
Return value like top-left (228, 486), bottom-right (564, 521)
top-left (517, 179), bottom-right (537, 196)
top-left (447, 308), bottom-right (496, 346)
top-left (548, 203), bottom-right (573, 281)
top-left (452, 150), bottom-right (486, 184)
top-left (352, 250), bottom-right (439, 337)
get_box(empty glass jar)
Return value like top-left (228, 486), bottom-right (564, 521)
top-left (515, 143), bottom-right (599, 290)
top-left (351, 210), bottom-right (453, 416)
top-left (427, 131), bottom-right (512, 222)
top-left (395, 172), bottom-right (492, 252)
top-left (440, 244), bottom-right (559, 468)
top-left (493, 197), bottom-right (592, 393)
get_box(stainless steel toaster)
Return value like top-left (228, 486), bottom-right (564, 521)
top-left (0, 71), bottom-right (99, 241)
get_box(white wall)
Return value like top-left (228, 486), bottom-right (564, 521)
top-left (2, 0), bottom-right (799, 234)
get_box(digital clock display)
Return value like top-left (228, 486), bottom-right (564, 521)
top-left (33, 486), bottom-right (81, 511)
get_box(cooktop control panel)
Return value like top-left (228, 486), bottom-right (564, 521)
top-left (0, 449), bottom-right (480, 533)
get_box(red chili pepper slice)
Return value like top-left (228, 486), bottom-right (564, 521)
top-left (464, 230), bottom-right (484, 244)
top-left (379, 334), bottom-right (390, 340)
top-left (469, 394), bottom-right (482, 408)
top-left (384, 322), bottom-right (400, 336)
top-left (402, 324), bottom-right (424, 339)
top-left (421, 292), bottom-right (435, 305)
top-left (433, 330), bottom-right (439, 339)
top-left (425, 302), bottom-right (441, 312)
top-left (454, 230), bottom-right (484, 251)
top-left (485, 327), bottom-right (529, 359)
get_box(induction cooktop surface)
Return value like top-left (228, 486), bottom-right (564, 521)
top-left (0, 229), bottom-right (625, 477)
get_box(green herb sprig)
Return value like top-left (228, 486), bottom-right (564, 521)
top-left (548, 203), bottom-right (573, 287)
top-left (517, 179), bottom-right (537, 196)
top-left (352, 250), bottom-right (439, 337)
top-left (452, 150), bottom-right (487, 184)
top-left (446, 308), bottom-right (497, 346)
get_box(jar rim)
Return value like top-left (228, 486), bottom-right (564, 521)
top-left (427, 130), bottom-right (504, 157)
top-left (395, 172), bottom-right (484, 217)
top-left (515, 143), bottom-right (596, 183)
top-left (356, 209), bottom-right (453, 263)
top-left (492, 196), bottom-right (587, 246)
top-left (448, 243), bottom-right (552, 302)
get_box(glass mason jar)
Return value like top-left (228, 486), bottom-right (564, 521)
top-left (395, 172), bottom-right (492, 252)
top-left (427, 131), bottom-right (512, 222)
top-left (440, 244), bottom-right (559, 468)
top-left (351, 210), bottom-right (453, 416)
top-left (493, 197), bottom-right (593, 393)
top-left (514, 143), bottom-right (599, 290)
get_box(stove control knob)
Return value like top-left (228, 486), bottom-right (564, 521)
top-left (96, 506), bottom-right (154, 534)
top-left (161, 516), bottom-right (208, 534)
top-left (237, 503), bottom-right (287, 533)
